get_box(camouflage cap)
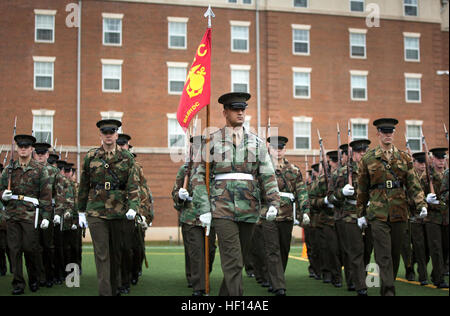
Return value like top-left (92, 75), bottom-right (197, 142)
top-left (373, 118), bottom-right (398, 133)
top-left (33, 142), bottom-right (51, 154)
top-left (412, 152), bottom-right (426, 163)
top-left (267, 136), bottom-right (289, 149)
top-left (14, 134), bottom-right (36, 146)
top-left (350, 139), bottom-right (371, 152)
top-left (218, 92), bottom-right (250, 110)
top-left (430, 147), bottom-right (448, 159)
top-left (96, 119), bottom-right (122, 133)
top-left (117, 133), bottom-right (131, 145)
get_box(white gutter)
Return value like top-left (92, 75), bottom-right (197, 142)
top-left (77, 0), bottom-right (82, 180)
top-left (256, 0), bottom-right (261, 137)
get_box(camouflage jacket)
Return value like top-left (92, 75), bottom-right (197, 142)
top-left (191, 127), bottom-right (280, 223)
top-left (309, 174), bottom-right (334, 227)
top-left (441, 169), bottom-right (449, 225)
top-left (136, 162), bottom-right (154, 224)
top-left (78, 145), bottom-right (140, 220)
top-left (303, 181), bottom-right (320, 228)
top-left (327, 160), bottom-right (359, 223)
top-left (172, 164), bottom-right (201, 226)
top-left (46, 163), bottom-right (64, 218)
top-left (421, 167), bottom-right (448, 225)
top-left (357, 145), bottom-right (427, 223)
top-left (408, 169), bottom-right (425, 224)
top-left (264, 158), bottom-right (310, 222)
top-left (56, 176), bottom-right (77, 230)
top-left (0, 159), bottom-right (52, 223)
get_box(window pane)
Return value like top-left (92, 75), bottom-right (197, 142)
top-left (170, 81), bottom-right (185, 93)
top-left (405, 6), bottom-right (417, 16)
top-left (351, 46), bottom-right (365, 57)
top-left (105, 32), bottom-right (120, 44)
top-left (352, 124), bottom-right (367, 138)
top-left (351, 1), bottom-right (364, 12)
top-left (350, 33), bottom-right (365, 46)
top-left (104, 79), bottom-right (120, 90)
top-left (104, 19), bottom-right (121, 32)
top-left (293, 29), bottom-right (308, 41)
top-left (37, 29), bottom-right (53, 41)
top-left (407, 90), bottom-right (420, 101)
top-left (232, 26), bottom-right (248, 38)
top-left (406, 78), bottom-right (420, 89)
top-left (295, 86), bottom-right (309, 97)
top-left (294, 122), bottom-right (310, 136)
top-left (405, 37), bottom-right (419, 49)
top-left (353, 88), bottom-right (366, 99)
top-left (294, 0), bottom-right (308, 8)
top-left (407, 125), bottom-right (421, 138)
top-left (169, 119), bottom-right (185, 148)
top-left (103, 65), bottom-right (121, 78)
top-left (295, 137), bottom-right (309, 149)
top-left (36, 76), bottom-right (52, 88)
top-left (233, 39), bottom-right (248, 51)
top-left (294, 42), bottom-right (309, 53)
top-left (233, 83), bottom-right (248, 93)
top-left (243, 0), bottom-right (252, 4)
top-left (170, 36), bottom-right (186, 48)
top-left (406, 49), bottom-right (419, 60)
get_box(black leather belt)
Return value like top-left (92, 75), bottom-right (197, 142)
top-left (370, 180), bottom-right (403, 190)
top-left (92, 182), bottom-right (126, 191)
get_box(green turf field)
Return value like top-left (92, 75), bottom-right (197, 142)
top-left (0, 244), bottom-right (448, 296)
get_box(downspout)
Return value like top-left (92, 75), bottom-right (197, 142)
top-left (256, 0), bottom-right (261, 137)
top-left (77, 0), bottom-right (82, 180)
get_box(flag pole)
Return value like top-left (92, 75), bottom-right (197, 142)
top-left (204, 4), bottom-right (214, 296)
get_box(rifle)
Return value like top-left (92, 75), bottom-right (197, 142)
top-left (53, 138), bottom-right (58, 154)
top-left (317, 129), bottom-right (329, 188)
top-left (337, 123), bottom-right (342, 168)
top-left (444, 124), bottom-right (449, 169)
top-left (65, 149), bottom-right (68, 161)
top-left (2, 150), bottom-right (9, 166)
top-left (421, 132), bottom-right (434, 194)
top-left (347, 121), bottom-right (353, 186)
top-left (305, 154), bottom-right (310, 183)
top-left (405, 133), bottom-right (413, 157)
top-left (7, 117), bottom-right (17, 190)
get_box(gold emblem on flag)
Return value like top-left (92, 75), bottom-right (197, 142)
top-left (186, 64), bottom-right (206, 98)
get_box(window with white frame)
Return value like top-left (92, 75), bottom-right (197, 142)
top-left (168, 18), bottom-right (188, 49)
top-left (231, 22), bottom-right (250, 52)
top-left (292, 25), bottom-right (310, 55)
top-left (406, 123), bottom-right (422, 152)
top-left (35, 11), bottom-right (55, 43)
top-left (294, 0), bottom-right (308, 8)
top-left (351, 71), bottom-right (368, 100)
top-left (244, 116), bottom-right (251, 131)
top-left (293, 118), bottom-right (311, 150)
top-left (352, 123), bottom-right (368, 141)
top-left (293, 68), bottom-right (311, 98)
top-left (167, 62), bottom-right (187, 95)
top-left (404, 0), bottom-right (418, 16)
top-left (349, 31), bottom-right (366, 58)
top-left (243, 0), bottom-right (252, 4)
top-left (102, 59), bottom-right (122, 92)
top-left (350, 0), bottom-right (365, 12)
top-left (33, 57), bottom-right (55, 90)
top-left (103, 14), bottom-right (123, 46)
top-left (101, 111), bottom-right (123, 133)
top-left (168, 115), bottom-right (186, 148)
top-left (231, 65), bottom-right (250, 93)
top-left (405, 74), bottom-right (421, 102)
top-left (404, 34), bottom-right (420, 61)
top-left (228, 0), bottom-right (237, 3)
top-left (32, 111), bottom-right (54, 143)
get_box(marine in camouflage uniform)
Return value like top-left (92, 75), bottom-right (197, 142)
top-left (0, 163), bottom-right (8, 276)
top-left (409, 152), bottom-right (430, 285)
top-left (441, 167), bottom-right (449, 276)
top-left (356, 118), bottom-right (428, 296)
top-left (327, 139), bottom-right (371, 296)
top-left (191, 93), bottom-right (281, 296)
top-left (0, 135), bottom-right (52, 295)
top-left (309, 150), bottom-right (342, 287)
top-left (421, 148), bottom-right (449, 288)
top-left (261, 136), bottom-right (310, 293)
top-left (77, 120), bottom-right (140, 296)
top-left (172, 136), bottom-right (216, 296)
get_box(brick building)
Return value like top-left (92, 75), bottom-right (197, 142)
top-left (0, 0), bottom-right (448, 239)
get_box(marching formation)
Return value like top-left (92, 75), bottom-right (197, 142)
top-left (0, 92), bottom-right (448, 297)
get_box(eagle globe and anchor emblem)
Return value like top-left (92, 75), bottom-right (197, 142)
top-left (185, 44), bottom-right (208, 98)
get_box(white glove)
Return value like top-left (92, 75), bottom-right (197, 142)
top-left (324, 196), bottom-right (335, 209)
top-left (426, 193), bottom-right (439, 205)
top-left (419, 207), bottom-right (428, 219)
top-left (140, 216), bottom-right (149, 229)
top-left (71, 224), bottom-right (78, 230)
top-left (40, 219), bottom-right (50, 230)
top-left (357, 217), bottom-right (367, 230)
top-left (266, 206), bottom-right (278, 221)
top-left (303, 213), bottom-right (310, 226)
top-left (2, 190), bottom-right (12, 202)
top-left (79, 212), bottom-right (88, 228)
top-left (178, 188), bottom-right (190, 201)
top-left (53, 215), bottom-right (61, 225)
top-left (199, 212), bottom-right (212, 236)
top-left (126, 209), bottom-right (137, 220)
top-left (342, 184), bottom-right (355, 197)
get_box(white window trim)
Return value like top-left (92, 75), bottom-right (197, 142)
top-left (292, 27), bottom-right (310, 56)
top-left (350, 118), bottom-right (369, 125)
top-left (349, 31), bottom-right (367, 59)
top-left (293, 117), bottom-right (312, 150)
top-left (349, 0), bottom-right (365, 12)
top-left (167, 17), bottom-right (189, 23)
top-left (33, 57), bottom-right (55, 91)
top-left (167, 63), bottom-right (187, 95)
top-left (231, 23), bottom-right (250, 53)
top-left (405, 120), bottom-right (423, 126)
top-left (32, 114), bottom-right (54, 145)
top-left (101, 111), bottom-right (124, 119)
top-left (404, 35), bottom-right (421, 62)
top-left (350, 71), bottom-right (368, 101)
top-left (167, 115), bottom-right (185, 148)
top-left (102, 16), bottom-right (123, 47)
top-left (405, 122), bottom-right (423, 152)
top-left (102, 62), bottom-right (122, 93)
top-left (168, 19), bottom-right (188, 50)
top-left (293, 69), bottom-right (311, 99)
top-left (231, 68), bottom-right (250, 93)
top-left (404, 74), bottom-right (422, 103)
top-left (35, 13), bottom-right (55, 43)
top-left (404, 0), bottom-right (419, 17)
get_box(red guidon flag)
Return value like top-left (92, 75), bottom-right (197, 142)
top-left (177, 28), bottom-right (211, 131)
